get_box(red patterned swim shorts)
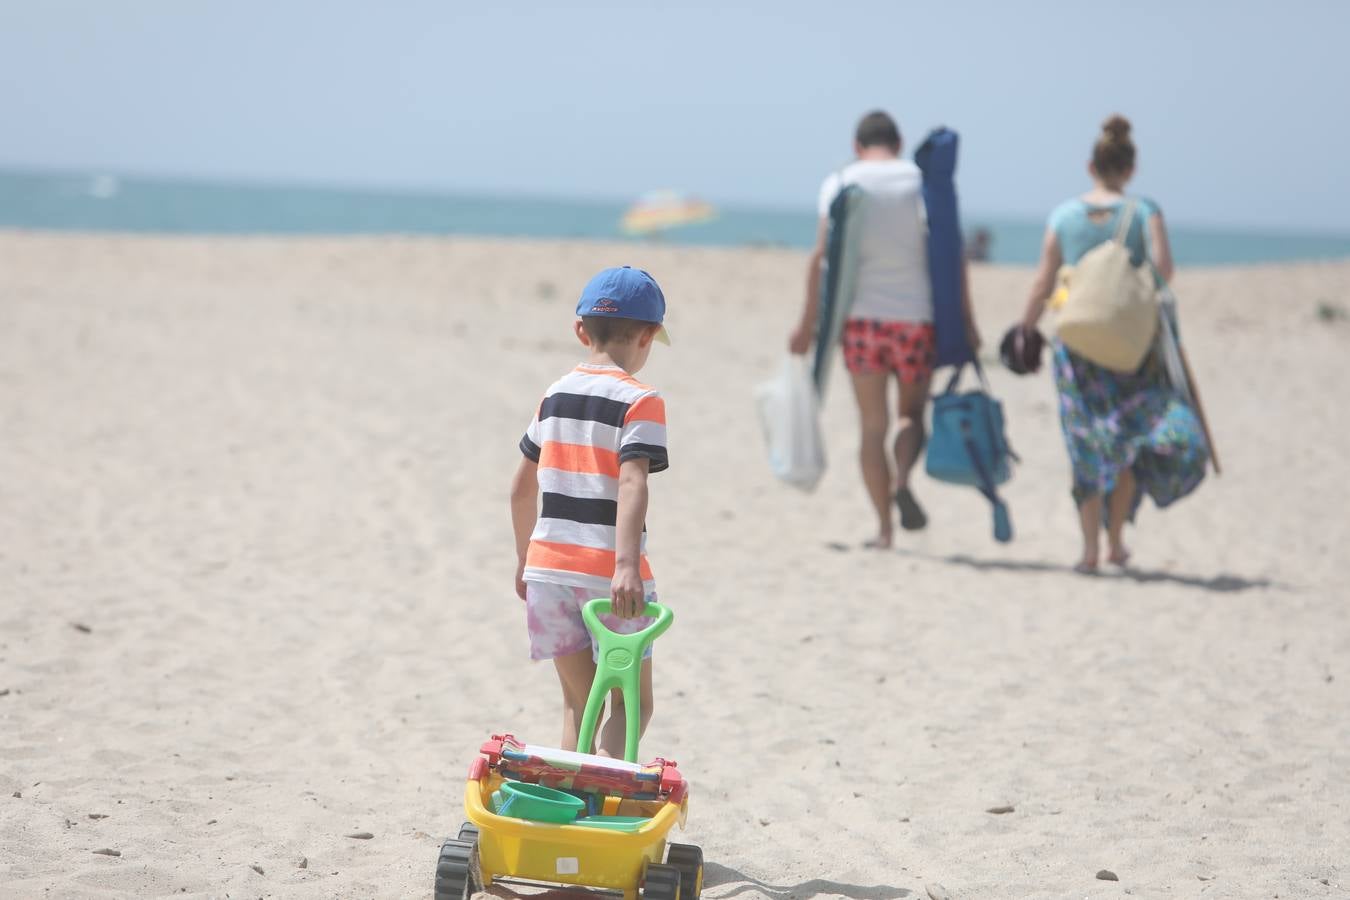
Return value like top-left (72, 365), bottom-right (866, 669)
top-left (842, 319), bottom-right (937, 382)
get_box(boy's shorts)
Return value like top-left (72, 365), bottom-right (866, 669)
top-left (525, 582), bottom-right (658, 661)
top-left (842, 319), bottom-right (937, 383)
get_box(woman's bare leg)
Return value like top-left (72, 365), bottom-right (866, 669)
top-left (1107, 468), bottom-right (1136, 566)
top-left (1077, 495), bottom-right (1102, 572)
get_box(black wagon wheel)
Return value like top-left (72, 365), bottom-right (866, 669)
top-left (435, 837), bottom-right (478, 900)
top-left (665, 843), bottom-right (704, 900)
top-left (457, 822), bottom-right (480, 843)
top-left (642, 862), bottom-right (682, 900)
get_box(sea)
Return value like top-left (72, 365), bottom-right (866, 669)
top-left (4, 168), bottom-right (1350, 267)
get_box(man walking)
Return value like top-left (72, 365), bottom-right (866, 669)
top-left (790, 110), bottom-right (979, 547)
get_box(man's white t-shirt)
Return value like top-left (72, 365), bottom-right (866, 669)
top-left (817, 158), bottom-right (932, 323)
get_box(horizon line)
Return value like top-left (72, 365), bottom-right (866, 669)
top-left (3, 164), bottom-right (1350, 241)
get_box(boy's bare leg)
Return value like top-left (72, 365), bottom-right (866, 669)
top-left (553, 649), bottom-right (598, 751)
top-left (597, 659), bottom-right (654, 758)
top-left (1106, 468), bottom-right (1136, 566)
top-left (849, 371), bottom-right (894, 548)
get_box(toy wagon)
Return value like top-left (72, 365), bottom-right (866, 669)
top-left (435, 600), bottom-right (702, 900)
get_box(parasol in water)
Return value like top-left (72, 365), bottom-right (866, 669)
top-left (620, 190), bottom-right (716, 236)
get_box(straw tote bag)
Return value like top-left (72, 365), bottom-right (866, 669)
top-left (1054, 200), bottom-right (1158, 372)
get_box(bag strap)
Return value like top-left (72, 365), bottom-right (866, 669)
top-left (959, 422), bottom-right (1013, 542)
top-left (959, 420), bottom-right (1001, 506)
top-left (1135, 200), bottom-right (1166, 287)
top-left (1113, 199), bottom-right (1138, 246)
top-left (971, 357), bottom-right (991, 392)
top-left (941, 358), bottom-right (992, 396)
top-left (979, 391), bottom-right (1020, 463)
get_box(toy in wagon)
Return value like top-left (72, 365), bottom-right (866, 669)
top-left (435, 599), bottom-right (702, 900)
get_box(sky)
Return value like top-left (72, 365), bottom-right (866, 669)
top-left (2, 1), bottom-right (1348, 231)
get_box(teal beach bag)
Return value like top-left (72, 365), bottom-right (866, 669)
top-left (926, 362), bottom-right (1016, 542)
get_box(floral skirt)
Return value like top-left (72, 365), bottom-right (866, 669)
top-left (1052, 340), bottom-right (1208, 514)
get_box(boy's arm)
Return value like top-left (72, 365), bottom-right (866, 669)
top-left (509, 458), bottom-right (539, 601)
top-left (612, 457), bottom-right (651, 619)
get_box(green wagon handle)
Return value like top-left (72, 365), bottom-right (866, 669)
top-left (574, 598), bottom-right (674, 762)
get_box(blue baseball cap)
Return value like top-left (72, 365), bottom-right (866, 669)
top-left (575, 266), bottom-right (670, 345)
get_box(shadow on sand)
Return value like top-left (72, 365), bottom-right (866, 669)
top-left (701, 861), bottom-right (913, 900)
top-left (937, 552), bottom-right (1279, 593)
top-left (477, 862), bottom-right (913, 900)
top-left (827, 541), bottom-right (1281, 594)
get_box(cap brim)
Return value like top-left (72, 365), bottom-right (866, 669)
top-left (654, 325), bottom-right (671, 345)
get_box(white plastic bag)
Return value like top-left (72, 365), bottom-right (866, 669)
top-left (754, 355), bottom-right (826, 491)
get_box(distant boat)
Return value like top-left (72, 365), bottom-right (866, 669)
top-left (620, 190), bottom-right (716, 236)
top-left (87, 174), bottom-right (120, 199)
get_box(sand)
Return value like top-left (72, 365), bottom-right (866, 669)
top-left (0, 231), bottom-right (1347, 899)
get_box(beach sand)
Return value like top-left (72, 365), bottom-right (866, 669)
top-left (1, 232), bottom-right (1347, 899)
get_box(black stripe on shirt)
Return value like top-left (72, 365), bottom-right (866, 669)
top-left (520, 435), bottom-right (541, 462)
top-left (539, 392), bottom-right (629, 429)
top-left (540, 491), bottom-right (617, 527)
top-left (620, 443), bottom-right (670, 473)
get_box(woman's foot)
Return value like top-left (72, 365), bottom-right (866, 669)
top-left (1073, 555), bottom-right (1100, 575)
top-left (894, 487), bottom-right (928, 531)
top-left (1108, 546), bottom-right (1132, 567)
top-left (863, 531), bottom-right (894, 550)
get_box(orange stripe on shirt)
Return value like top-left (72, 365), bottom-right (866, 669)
top-left (538, 441), bottom-right (621, 478)
top-left (526, 541), bottom-right (654, 581)
top-left (575, 365), bottom-right (653, 391)
top-left (625, 394), bottom-right (666, 425)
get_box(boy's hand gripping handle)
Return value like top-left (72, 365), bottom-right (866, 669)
top-left (574, 599), bottom-right (673, 762)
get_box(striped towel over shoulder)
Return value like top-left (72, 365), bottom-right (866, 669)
top-left (519, 363), bottom-right (668, 592)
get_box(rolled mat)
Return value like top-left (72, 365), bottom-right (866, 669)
top-left (915, 127), bottom-right (974, 369)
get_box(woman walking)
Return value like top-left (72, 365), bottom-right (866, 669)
top-left (1018, 115), bottom-right (1208, 573)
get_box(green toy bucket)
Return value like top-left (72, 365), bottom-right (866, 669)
top-left (571, 815), bottom-right (650, 832)
top-left (491, 781), bottom-right (586, 824)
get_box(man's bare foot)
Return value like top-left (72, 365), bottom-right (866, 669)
top-left (894, 487), bottom-right (927, 531)
top-left (1108, 546), bottom-right (1131, 567)
top-left (863, 532), bottom-right (893, 550)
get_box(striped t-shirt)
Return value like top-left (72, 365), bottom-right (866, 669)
top-left (519, 363), bottom-right (669, 593)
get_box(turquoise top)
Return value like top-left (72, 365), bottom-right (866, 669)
top-left (1048, 196), bottom-right (1160, 267)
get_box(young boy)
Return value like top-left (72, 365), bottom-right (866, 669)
top-left (509, 266), bottom-right (670, 756)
